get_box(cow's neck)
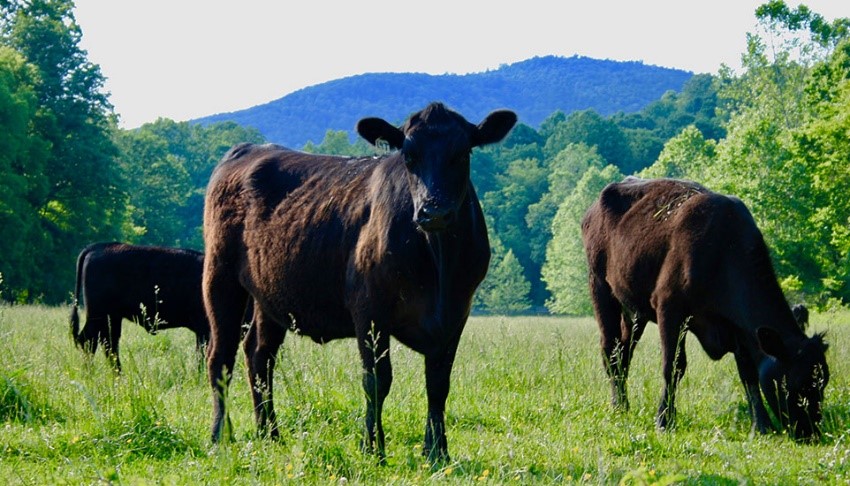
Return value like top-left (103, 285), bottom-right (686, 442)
top-left (425, 230), bottom-right (450, 330)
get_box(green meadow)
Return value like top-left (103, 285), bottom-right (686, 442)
top-left (1, 305), bottom-right (848, 484)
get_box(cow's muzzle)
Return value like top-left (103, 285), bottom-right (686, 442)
top-left (415, 207), bottom-right (455, 232)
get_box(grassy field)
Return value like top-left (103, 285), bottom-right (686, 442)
top-left (0, 305), bottom-right (849, 484)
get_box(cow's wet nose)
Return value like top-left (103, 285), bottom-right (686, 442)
top-left (415, 207), bottom-right (454, 232)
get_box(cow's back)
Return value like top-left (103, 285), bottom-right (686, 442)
top-left (82, 244), bottom-right (205, 329)
top-left (583, 178), bottom-right (773, 322)
top-left (205, 144), bottom-right (418, 341)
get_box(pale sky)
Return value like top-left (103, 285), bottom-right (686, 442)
top-left (73, 0), bottom-right (848, 129)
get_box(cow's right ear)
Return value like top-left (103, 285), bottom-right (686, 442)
top-left (357, 117), bottom-right (404, 150)
top-left (757, 327), bottom-right (792, 361)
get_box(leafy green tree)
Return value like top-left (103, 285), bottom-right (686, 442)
top-left (483, 249), bottom-right (532, 314)
top-left (756, 0), bottom-right (849, 51)
top-left (543, 109), bottom-right (637, 174)
top-left (472, 124), bottom-right (544, 196)
top-left (0, 46), bottom-right (49, 302)
top-left (613, 73), bottom-right (726, 171)
top-left (538, 110), bottom-right (566, 139)
top-left (694, 1), bottom-right (850, 305)
top-left (114, 128), bottom-right (193, 246)
top-left (526, 143), bottom-right (605, 267)
top-left (1, 0), bottom-right (124, 302)
top-left (115, 119), bottom-right (265, 249)
top-left (482, 157), bottom-right (547, 305)
top-left (303, 129), bottom-right (372, 156)
top-left (639, 125), bottom-right (717, 181)
top-left (787, 39), bottom-right (850, 302)
top-left (474, 229), bottom-right (532, 314)
top-left (543, 165), bottom-right (623, 315)
top-left (503, 122), bottom-right (545, 147)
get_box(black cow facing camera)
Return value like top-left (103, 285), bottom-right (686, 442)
top-left (202, 102), bottom-right (516, 462)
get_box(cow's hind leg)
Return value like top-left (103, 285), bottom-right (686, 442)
top-left (244, 304), bottom-right (285, 439)
top-left (654, 300), bottom-right (688, 430)
top-left (590, 275), bottom-right (633, 410)
top-left (77, 313), bottom-right (104, 356)
top-left (356, 321), bottom-right (392, 462)
top-left (617, 310), bottom-right (648, 406)
top-left (205, 271), bottom-right (249, 443)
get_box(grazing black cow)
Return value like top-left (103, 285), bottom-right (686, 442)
top-left (70, 242), bottom-right (209, 371)
top-left (582, 177), bottom-right (829, 439)
top-left (792, 304), bottom-right (810, 332)
top-left (203, 102), bottom-right (516, 461)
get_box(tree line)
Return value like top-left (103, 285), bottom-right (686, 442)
top-left (1, 0), bottom-right (847, 316)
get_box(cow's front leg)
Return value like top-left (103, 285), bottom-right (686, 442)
top-left (356, 323), bottom-right (392, 461)
top-left (423, 339), bottom-right (460, 464)
top-left (733, 346), bottom-right (774, 434)
top-left (655, 303), bottom-right (688, 430)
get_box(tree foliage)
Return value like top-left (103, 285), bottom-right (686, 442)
top-left (640, 1), bottom-right (850, 306)
top-left (526, 143), bottom-right (605, 267)
top-left (1, 0), bottom-right (123, 302)
top-left (474, 227), bottom-right (532, 315)
top-left (115, 119), bottom-right (265, 250)
top-left (0, 46), bottom-right (47, 301)
top-left (542, 165), bottom-right (623, 315)
top-left (302, 129), bottom-right (372, 156)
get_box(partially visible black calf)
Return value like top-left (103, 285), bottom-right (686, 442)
top-left (70, 242), bottom-right (209, 370)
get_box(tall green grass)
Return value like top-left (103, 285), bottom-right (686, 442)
top-left (0, 306), bottom-right (848, 484)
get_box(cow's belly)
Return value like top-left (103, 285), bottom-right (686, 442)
top-left (688, 314), bottom-right (736, 360)
top-left (241, 237), bottom-right (352, 341)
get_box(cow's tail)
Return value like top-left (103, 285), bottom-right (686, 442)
top-left (70, 246), bottom-right (88, 347)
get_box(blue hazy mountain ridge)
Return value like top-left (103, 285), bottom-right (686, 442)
top-left (195, 55), bottom-right (693, 148)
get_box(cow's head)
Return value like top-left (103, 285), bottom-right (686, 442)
top-left (357, 103), bottom-right (516, 232)
top-left (757, 328), bottom-right (830, 440)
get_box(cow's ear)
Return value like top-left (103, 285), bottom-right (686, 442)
top-left (757, 327), bottom-right (792, 361)
top-left (357, 117), bottom-right (404, 150)
top-left (472, 110), bottom-right (517, 147)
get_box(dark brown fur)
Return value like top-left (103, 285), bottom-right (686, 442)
top-left (202, 103), bottom-right (516, 460)
top-left (70, 242), bottom-right (209, 371)
top-left (582, 177), bottom-right (829, 439)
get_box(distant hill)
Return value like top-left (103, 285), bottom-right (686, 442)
top-left (195, 55), bottom-right (693, 148)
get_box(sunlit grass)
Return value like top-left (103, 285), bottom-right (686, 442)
top-left (0, 305), bottom-right (848, 483)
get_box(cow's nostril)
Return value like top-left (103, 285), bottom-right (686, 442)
top-left (416, 207), bottom-right (452, 232)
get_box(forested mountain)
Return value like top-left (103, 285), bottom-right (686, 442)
top-left (196, 56), bottom-right (693, 148)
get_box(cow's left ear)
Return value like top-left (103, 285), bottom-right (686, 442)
top-left (357, 117), bottom-right (405, 150)
top-left (757, 327), bottom-right (792, 361)
top-left (472, 110), bottom-right (517, 147)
